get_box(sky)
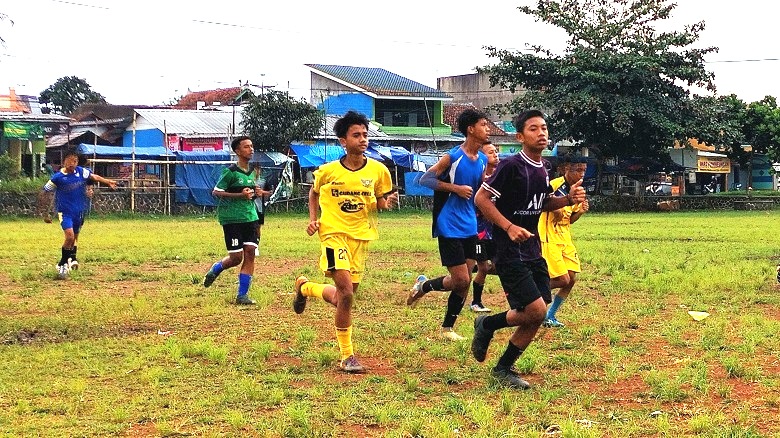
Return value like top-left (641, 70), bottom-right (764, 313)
top-left (1, 0), bottom-right (778, 106)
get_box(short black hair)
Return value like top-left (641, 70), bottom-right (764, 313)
top-left (558, 152), bottom-right (587, 165)
top-left (333, 111), bottom-right (370, 139)
top-left (231, 135), bottom-right (251, 152)
top-left (512, 110), bottom-right (545, 132)
top-left (457, 108), bottom-right (489, 136)
top-left (63, 148), bottom-right (79, 159)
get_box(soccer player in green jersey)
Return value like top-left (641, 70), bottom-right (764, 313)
top-left (203, 136), bottom-right (265, 305)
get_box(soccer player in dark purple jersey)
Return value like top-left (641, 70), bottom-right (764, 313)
top-left (471, 110), bottom-right (586, 390)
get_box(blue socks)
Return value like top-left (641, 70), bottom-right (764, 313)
top-left (237, 273), bottom-right (252, 297)
top-left (210, 262), bottom-right (225, 276)
top-left (547, 295), bottom-right (565, 319)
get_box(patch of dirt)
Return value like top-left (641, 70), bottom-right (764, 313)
top-left (123, 420), bottom-right (158, 438)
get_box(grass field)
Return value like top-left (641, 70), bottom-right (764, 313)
top-left (1, 210), bottom-right (779, 437)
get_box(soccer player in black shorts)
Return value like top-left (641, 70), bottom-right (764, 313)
top-left (472, 110), bottom-right (586, 389)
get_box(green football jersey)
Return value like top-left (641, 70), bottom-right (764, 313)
top-left (214, 164), bottom-right (259, 225)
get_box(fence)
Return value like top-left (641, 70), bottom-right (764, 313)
top-left (2, 189), bottom-right (779, 217)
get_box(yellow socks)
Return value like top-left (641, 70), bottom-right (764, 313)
top-left (301, 282), bottom-right (326, 299)
top-left (335, 326), bottom-right (353, 360)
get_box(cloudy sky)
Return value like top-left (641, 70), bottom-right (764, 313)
top-left (1, 0), bottom-right (777, 106)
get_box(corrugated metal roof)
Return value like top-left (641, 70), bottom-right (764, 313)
top-left (307, 64), bottom-right (451, 99)
top-left (135, 109), bottom-right (240, 136)
top-left (0, 112), bottom-right (72, 122)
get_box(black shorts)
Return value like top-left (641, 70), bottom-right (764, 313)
top-left (437, 235), bottom-right (478, 267)
top-left (473, 239), bottom-right (496, 262)
top-left (496, 258), bottom-right (552, 311)
top-left (222, 221), bottom-right (260, 253)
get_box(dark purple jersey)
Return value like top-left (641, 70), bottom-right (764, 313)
top-left (481, 150), bottom-right (552, 262)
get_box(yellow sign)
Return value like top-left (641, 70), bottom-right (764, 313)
top-left (697, 156), bottom-right (730, 173)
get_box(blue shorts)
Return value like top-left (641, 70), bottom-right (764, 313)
top-left (59, 212), bottom-right (85, 234)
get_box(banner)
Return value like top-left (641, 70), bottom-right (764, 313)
top-left (697, 156), bottom-right (730, 173)
top-left (180, 137), bottom-right (227, 152)
top-left (3, 121), bottom-right (44, 139)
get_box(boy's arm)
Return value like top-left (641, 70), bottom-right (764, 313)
top-left (543, 179), bottom-right (586, 212)
top-left (376, 189), bottom-right (398, 211)
top-left (89, 173), bottom-right (118, 189)
top-left (418, 154), bottom-right (472, 199)
top-left (569, 198), bottom-right (589, 224)
top-left (475, 186), bottom-right (534, 243)
top-left (306, 187), bottom-right (320, 236)
top-left (37, 189), bottom-right (54, 223)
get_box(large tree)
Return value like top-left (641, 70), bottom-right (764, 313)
top-left (241, 90), bottom-right (323, 152)
top-left (39, 76), bottom-right (107, 115)
top-left (482, 0), bottom-right (717, 160)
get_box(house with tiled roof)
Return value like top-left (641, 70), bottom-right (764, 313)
top-left (173, 87), bottom-right (254, 110)
top-left (306, 64), bottom-right (463, 153)
top-left (443, 102), bottom-right (520, 149)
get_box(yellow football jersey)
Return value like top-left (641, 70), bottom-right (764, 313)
top-left (313, 157), bottom-right (393, 241)
top-left (538, 176), bottom-right (581, 245)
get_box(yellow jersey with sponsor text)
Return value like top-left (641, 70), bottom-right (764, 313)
top-left (538, 176), bottom-right (582, 245)
top-left (313, 156), bottom-right (393, 241)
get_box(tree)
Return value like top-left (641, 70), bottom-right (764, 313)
top-left (241, 90), bottom-right (323, 152)
top-left (742, 97), bottom-right (780, 164)
top-left (482, 0), bottom-right (717, 160)
top-left (39, 76), bottom-right (107, 115)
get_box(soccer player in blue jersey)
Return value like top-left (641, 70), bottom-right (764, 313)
top-left (38, 149), bottom-right (117, 279)
top-left (202, 136), bottom-right (266, 305)
top-left (406, 108), bottom-right (489, 341)
top-left (472, 110), bottom-right (586, 389)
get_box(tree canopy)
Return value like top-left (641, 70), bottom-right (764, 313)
top-left (240, 90), bottom-right (323, 152)
top-left (482, 0), bottom-right (717, 160)
top-left (39, 76), bottom-right (107, 115)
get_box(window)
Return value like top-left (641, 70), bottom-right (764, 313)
top-left (375, 100), bottom-right (433, 127)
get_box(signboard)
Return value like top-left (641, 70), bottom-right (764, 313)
top-left (3, 121), bottom-right (44, 139)
top-left (697, 156), bottom-right (730, 173)
top-left (166, 134), bottom-right (180, 151)
top-left (180, 137), bottom-right (227, 152)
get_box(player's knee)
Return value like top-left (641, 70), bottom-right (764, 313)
top-left (336, 288), bottom-right (354, 307)
top-left (225, 253), bottom-right (243, 267)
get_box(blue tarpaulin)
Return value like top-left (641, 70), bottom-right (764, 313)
top-left (404, 171), bottom-right (433, 196)
top-left (290, 143), bottom-right (346, 168)
top-left (77, 144), bottom-right (174, 158)
top-left (174, 151), bottom-right (232, 206)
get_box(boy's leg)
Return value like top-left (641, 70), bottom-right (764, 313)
top-left (235, 245), bottom-right (256, 305)
top-left (234, 223), bottom-right (260, 305)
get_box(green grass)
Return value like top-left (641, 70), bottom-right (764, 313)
top-left (0, 210), bottom-right (779, 436)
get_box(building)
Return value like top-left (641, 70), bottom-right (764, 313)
top-left (306, 64), bottom-right (463, 153)
top-left (1, 88), bottom-right (71, 177)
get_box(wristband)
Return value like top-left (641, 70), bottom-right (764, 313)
top-left (504, 223), bottom-right (513, 232)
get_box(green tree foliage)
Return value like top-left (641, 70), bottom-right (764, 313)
top-left (688, 95), bottom-right (780, 166)
top-left (482, 0), bottom-right (716, 159)
top-left (39, 76), bottom-right (107, 115)
top-left (688, 94), bottom-right (746, 151)
top-left (742, 97), bottom-right (780, 163)
top-left (240, 90), bottom-right (323, 152)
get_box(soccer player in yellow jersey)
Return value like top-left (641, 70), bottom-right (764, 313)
top-left (293, 111), bottom-right (398, 373)
top-left (538, 154), bottom-right (589, 328)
